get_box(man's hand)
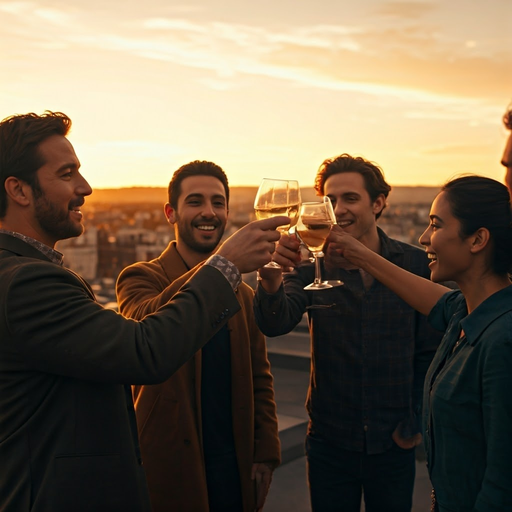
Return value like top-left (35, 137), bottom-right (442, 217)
top-left (251, 462), bottom-right (274, 512)
top-left (271, 233), bottom-right (302, 271)
top-left (257, 233), bottom-right (302, 294)
top-left (216, 217), bottom-right (289, 273)
top-left (324, 225), bottom-right (371, 270)
top-left (392, 425), bottom-right (422, 450)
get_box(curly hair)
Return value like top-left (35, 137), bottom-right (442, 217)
top-left (314, 153), bottom-right (391, 219)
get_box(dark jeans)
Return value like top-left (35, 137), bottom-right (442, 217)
top-left (205, 451), bottom-right (244, 512)
top-left (306, 434), bottom-right (416, 512)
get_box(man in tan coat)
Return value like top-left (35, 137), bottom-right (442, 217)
top-left (116, 160), bottom-right (281, 512)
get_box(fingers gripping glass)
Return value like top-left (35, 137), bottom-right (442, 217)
top-left (254, 178), bottom-right (301, 268)
top-left (296, 197), bottom-right (343, 290)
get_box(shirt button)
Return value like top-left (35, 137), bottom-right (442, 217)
top-left (363, 425), bottom-right (368, 432)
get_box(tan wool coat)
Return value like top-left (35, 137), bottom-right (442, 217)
top-left (116, 242), bottom-right (281, 512)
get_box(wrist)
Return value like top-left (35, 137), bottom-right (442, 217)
top-left (257, 270), bottom-right (282, 294)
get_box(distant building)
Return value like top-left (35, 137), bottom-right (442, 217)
top-left (56, 188), bottom-right (435, 304)
top-left (57, 226), bottom-right (98, 281)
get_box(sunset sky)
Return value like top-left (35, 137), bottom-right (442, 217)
top-left (1, 0), bottom-right (511, 190)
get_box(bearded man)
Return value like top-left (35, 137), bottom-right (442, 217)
top-left (116, 161), bottom-right (281, 512)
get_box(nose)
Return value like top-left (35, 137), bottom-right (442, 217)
top-left (201, 201), bottom-right (216, 218)
top-left (77, 172), bottom-right (92, 197)
top-left (333, 201), bottom-right (347, 217)
top-left (418, 225), bottom-right (430, 247)
top-left (501, 132), bottom-right (512, 169)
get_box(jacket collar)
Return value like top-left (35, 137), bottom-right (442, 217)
top-left (0, 232), bottom-right (55, 263)
top-left (157, 241), bottom-right (199, 283)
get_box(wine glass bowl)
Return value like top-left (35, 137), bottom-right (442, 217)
top-left (254, 178), bottom-right (301, 268)
top-left (296, 197), bottom-right (342, 290)
top-left (254, 179), bottom-right (300, 233)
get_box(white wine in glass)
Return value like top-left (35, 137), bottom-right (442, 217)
top-left (254, 178), bottom-right (301, 268)
top-left (296, 197), bottom-right (342, 290)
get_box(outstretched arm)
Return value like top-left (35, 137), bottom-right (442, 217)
top-left (326, 226), bottom-right (450, 317)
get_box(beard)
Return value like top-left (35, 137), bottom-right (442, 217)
top-left (33, 192), bottom-right (84, 242)
top-left (174, 214), bottom-right (226, 255)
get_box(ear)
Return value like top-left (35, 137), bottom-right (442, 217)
top-left (4, 177), bottom-right (32, 207)
top-left (164, 203), bottom-right (176, 225)
top-left (469, 227), bottom-right (490, 254)
top-left (372, 194), bottom-right (386, 217)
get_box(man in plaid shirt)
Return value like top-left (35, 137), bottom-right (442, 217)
top-left (253, 154), bottom-right (442, 512)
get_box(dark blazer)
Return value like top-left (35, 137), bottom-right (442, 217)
top-left (0, 233), bottom-right (240, 512)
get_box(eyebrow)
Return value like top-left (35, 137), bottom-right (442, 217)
top-left (56, 162), bottom-right (79, 173)
top-left (328, 192), bottom-right (361, 198)
top-left (184, 193), bottom-right (226, 201)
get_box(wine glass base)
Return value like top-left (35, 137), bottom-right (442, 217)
top-left (323, 280), bottom-right (344, 287)
top-left (263, 261), bottom-right (282, 269)
top-left (304, 282), bottom-right (333, 290)
top-left (304, 280), bottom-right (344, 290)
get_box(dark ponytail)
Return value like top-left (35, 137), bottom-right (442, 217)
top-left (442, 176), bottom-right (512, 274)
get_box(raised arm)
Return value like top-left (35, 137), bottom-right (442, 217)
top-left (326, 226), bottom-right (450, 317)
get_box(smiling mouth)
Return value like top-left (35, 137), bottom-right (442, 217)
top-left (196, 225), bottom-right (216, 231)
top-left (68, 206), bottom-right (83, 218)
top-left (427, 252), bottom-right (437, 262)
top-left (69, 199), bottom-right (84, 214)
top-left (338, 220), bottom-right (354, 228)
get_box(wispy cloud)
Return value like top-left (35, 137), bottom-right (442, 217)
top-left (373, 1), bottom-right (437, 20)
top-left (1, 1), bottom-right (509, 113)
top-left (0, 1), bottom-right (34, 15)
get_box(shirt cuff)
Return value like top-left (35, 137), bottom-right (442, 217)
top-left (205, 254), bottom-right (242, 291)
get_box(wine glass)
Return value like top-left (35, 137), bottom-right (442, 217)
top-left (254, 178), bottom-right (301, 268)
top-left (296, 197), bottom-right (342, 290)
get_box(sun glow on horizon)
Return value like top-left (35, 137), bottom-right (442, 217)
top-left (0, 0), bottom-right (510, 188)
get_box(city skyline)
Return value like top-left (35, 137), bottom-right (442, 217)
top-left (1, 0), bottom-right (511, 188)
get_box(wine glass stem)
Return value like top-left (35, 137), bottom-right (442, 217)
top-left (313, 252), bottom-right (323, 285)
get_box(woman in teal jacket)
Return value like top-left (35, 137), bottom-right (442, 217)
top-left (322, 175), bottom-right (512, 511)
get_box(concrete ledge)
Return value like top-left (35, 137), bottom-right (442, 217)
top-left (278, 415), bottom-right (308, 465)
top-left (266, 329), bottom-right (311, 371)
top-left (268, 323), bottom-right (310, 465)
top-left (268, 351), bottom-right (310, 372)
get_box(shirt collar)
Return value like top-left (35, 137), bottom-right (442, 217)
top-left (460, 285), bottom-right (512, 345)
top-left (0, 229), bottom-right (64, 265)
top-left (377, 227), bottom-right (405, 259)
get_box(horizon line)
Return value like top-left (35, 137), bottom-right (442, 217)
top-left (91, 183), bottom-right (443, 190)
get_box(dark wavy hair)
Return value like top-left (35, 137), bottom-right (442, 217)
top-left (0, 111), bottom-right (71, 219)
top-left (167, 160), bottom-right (229, 209)
top-left (442, 175), bottom-right (512, 274)
top-left (314, 153), bottom-right (391, 219)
